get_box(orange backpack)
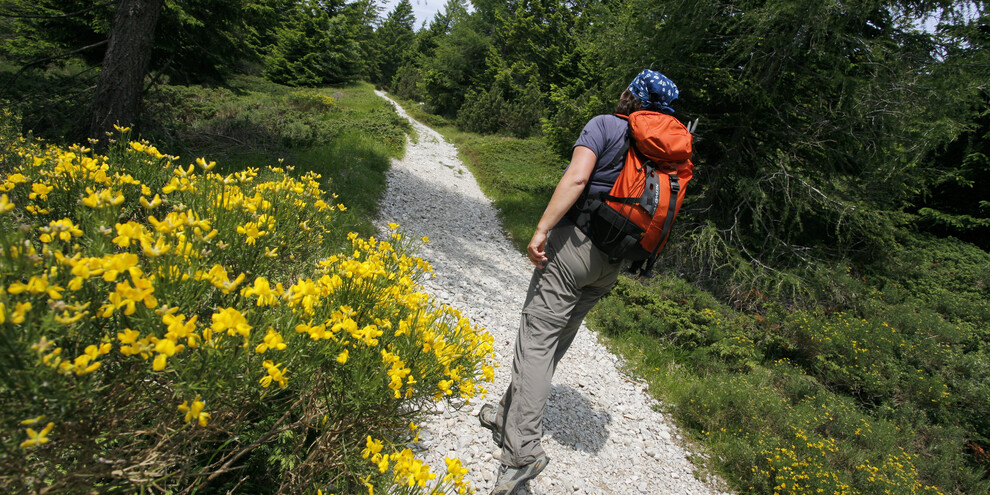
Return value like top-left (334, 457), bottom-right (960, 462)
top-left (574, 110), bottom-right (695, 276)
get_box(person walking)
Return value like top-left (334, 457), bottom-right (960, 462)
top-left (480, 69), bottom-right (686, 495)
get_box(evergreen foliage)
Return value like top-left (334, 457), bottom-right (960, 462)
top-left (369, 0), bottom-right (415, 87)
top-left (262, 0), bottom-right (366, 86)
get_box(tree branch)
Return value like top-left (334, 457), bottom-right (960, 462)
top-left (0, 39), bottom-right (108, 98)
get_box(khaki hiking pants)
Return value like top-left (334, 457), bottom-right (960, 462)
top-left (494, 223), bottom-right (621, 467)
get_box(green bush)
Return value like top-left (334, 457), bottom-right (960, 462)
top-left (456, 64), bottom-right (543, 138)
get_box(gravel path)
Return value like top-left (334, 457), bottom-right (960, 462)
top-left (374, 91), bottom-right (730, 495)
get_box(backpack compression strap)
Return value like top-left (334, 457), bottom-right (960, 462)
top-left (636, 173), bottom-right (680, 277)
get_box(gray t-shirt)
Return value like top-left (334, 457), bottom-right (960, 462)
top-left (558, 114), bottom-right (628, 228)
top-left (573, 114), bottom-right (628, 195)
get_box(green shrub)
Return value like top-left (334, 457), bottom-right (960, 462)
top-left (456, 64), bottom-right (543, 138)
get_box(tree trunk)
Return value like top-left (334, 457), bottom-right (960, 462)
top-left (89, 0), bottom-right (164, 140)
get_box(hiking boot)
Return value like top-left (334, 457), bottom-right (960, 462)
top-left (478, 403), bottom-right (503, 447)
top-left (490, 453), bottom-right (549, 495)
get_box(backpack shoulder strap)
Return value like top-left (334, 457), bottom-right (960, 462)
top-left (608, 113), bottom-right (631, 169)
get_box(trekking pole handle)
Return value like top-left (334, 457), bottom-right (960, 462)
top-left (687, 118), bottom-right (699, 134)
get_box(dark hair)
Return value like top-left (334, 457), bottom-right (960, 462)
top-left (616, 88), bottom-right (643, 115)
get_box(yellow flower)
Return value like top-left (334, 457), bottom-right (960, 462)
top-left (236, 221), bottom-right (267, 245)
top-left (81, 187), bottom-right (124, 208)
top-left (255, 328), bottom-right (287, 354)
top-left (7, 275), bottom-right (63, 300)
top-left (0, 193), bottom-right (14, 213)
top-left (140, 236), bottom-right (171, 257)
top-left (58, 350), bottom-right (102, 376)
top-left (163, 313), bottom-right (199, 347)
top-left (392, 448), bottom-right (436, 488)
top-left (177, 397), bottom-right (211, 426)
top-left (242, 277), bottom-right (282, 306)
top-left (287, 278), bottom-right (323, 314)
top-left (443, 457), bottom-right (470, 487)
top-left (107, 275), bottom-right (157, 315)
top-left (196, 264), bottom-right (246, 294)
top-left (140, 194), bottom-right (162, 209)
top-left (54, 309), bottom-right (87, 325)
top-left (130, 140), bottom-right (165, 159)
top-left (113, 221), bottom-right (147, 247)
top-left (117, 328), bottom-right (141, 345)
top-left (20, 415), bottom-right (46, 426)
top-left (195, 157), bottom-right (216, 171)
top-left (39, 218), bottom-right (83, 243)
top-left (421, 236), bottom-right (429, 243)
top-left (336, 349), bottom-right (348, 364)
top-left (29, 182), bottom-right (52, 200)
top-left (19, 422), bottom-right (54, 449)
top-left (11, 301), bottom-right (32, 324)
top-left (7, 173), bottom-right (28, 185)
top-left (438, 380), bottom-right (454, 396)
top-left (171, 163), bottom-right (194, 179)
top-left (211, 307), bottom-right (252, 340)
top-left (100, 252), bottom-right (141, 281)
top-left (362, 436), bottom-right (384, 459)
top-left (259, 360), bottom-right (288, 388)
top-left (153, 338), bottom-right (184, 371)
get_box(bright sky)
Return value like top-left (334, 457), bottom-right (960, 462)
top-left (377, 0), bottom-right (449, 29)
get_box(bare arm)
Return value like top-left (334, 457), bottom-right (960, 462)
top-left (527, 145), bottom-right (597, 267)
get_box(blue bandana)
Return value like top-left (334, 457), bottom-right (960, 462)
top-left (628, 69), bottom-right (678, 113)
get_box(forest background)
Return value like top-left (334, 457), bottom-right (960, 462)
top-left (0, 0), bottom-right (988, 494)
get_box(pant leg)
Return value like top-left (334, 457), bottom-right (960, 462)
top-left (553, 282), bottom-right (614, 368)
top-left (496, 224), bottom-right (620, 467)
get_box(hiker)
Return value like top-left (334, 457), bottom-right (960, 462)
top-left (480, 69), bottom-right (688, 495)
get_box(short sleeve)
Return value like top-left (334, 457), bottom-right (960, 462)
top-left (572, 115), bottom-right (629, 195)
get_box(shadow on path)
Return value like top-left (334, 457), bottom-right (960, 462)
top-left (544, 384), bottom-right (612, 454)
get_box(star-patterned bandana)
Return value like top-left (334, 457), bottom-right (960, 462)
top-left (628, 69), bottom-right (678, 113)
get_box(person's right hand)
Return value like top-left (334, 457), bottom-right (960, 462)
top-left (527, 230), bottom-right (548, 268)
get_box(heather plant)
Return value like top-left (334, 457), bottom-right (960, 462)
top-left (0, 123), bottom-right (494, 494)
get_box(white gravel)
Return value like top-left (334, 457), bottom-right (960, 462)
top-left (374, 91), bottom-right (731, 495)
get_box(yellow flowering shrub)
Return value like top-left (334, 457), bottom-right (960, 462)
top-left (0, 126), bottom-right (494, 494)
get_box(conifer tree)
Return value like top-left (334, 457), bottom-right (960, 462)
top-left (371, 0), bottom-right (415, 87)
